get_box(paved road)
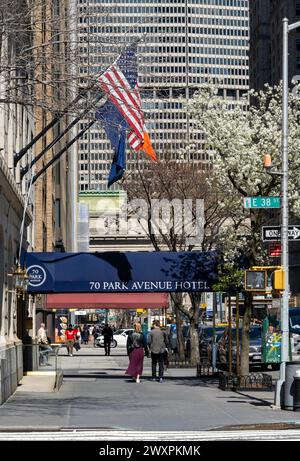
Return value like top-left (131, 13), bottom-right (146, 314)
top-left (0, 345), bottom-right (300, 433)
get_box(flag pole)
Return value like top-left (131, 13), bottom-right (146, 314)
top-left (14, 84), bottom-right (98, 166)
top-left (20, 94), bottom-right (104, 179)
top-left (15, 40), bottom-right (141, 168)
top-left (31, 120), bottom-right (95, 185)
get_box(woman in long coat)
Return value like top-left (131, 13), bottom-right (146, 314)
top-left (125, 323), bottom-right (149, 383)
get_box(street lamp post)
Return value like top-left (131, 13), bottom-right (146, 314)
top-left (275, 18), bottom-right (300, 408)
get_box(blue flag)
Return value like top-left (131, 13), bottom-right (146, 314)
top-left (96, 100), bottom-right (129, 187)
top-left (108, 126), bottom-right (126, 187)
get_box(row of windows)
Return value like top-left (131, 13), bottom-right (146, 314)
top-left (84, 54), bottom-right (248, 67)
top-left (81, 26), bottom-right (249, 36)
top-left (140, 74), bottom-right (248, 85)
top-left (82, 63), bottom-right (249, 75)
top-left (191, 57), bottom-right (248, 66)
top-left (78, 0), bottom-right (248, 5)
top-left (189, 17), bottom-right (248, 27)
top-left (81, 46), bottom-right (248, 57)
top-left (81, 14), bottom-right (248, 28)
top-left (188, 66), bottom-right (248, 75)
top-left (80, 182), bottom-right (120, 192)
top-left (79, 5), bottom-right (248, 16)
top-left (190, 7), bottom-right (248, 16)
top-left (79, 34), bottom-right (249, 48)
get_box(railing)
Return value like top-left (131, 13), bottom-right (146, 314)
top-left (218, 371), bottom-right (273, 391)
top-left (22, 342), bottom-right (62, 391)
top-left (168, 352), bottom-right (196, 368)
top-left (197, 362), bottom-right (218, 377)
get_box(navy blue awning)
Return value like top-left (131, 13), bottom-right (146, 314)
top-left (22, 251), bottom-right (219, 294)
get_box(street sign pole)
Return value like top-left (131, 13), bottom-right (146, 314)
top-left (275, 17), bottom-right (298, 408)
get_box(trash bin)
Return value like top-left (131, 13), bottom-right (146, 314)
top-left (283, 362), bottom-right (300, 410)
top-left (293, 369), bottom-right (300, 412)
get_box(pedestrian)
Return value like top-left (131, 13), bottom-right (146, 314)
top-left (125, 323), bottom-right (149, 383)
top-left (92, 325), bottom-right (100, 347)
top-left (148, 320), bottom-right (169, 383)
top-left (82, 325), bottom-right (89, 345)
top-left (161, 326), bottom-right (169, 373)
top-left (65, 324), bottom-right (76, 356)
top-left (73, 325), bottom-right (81, 352)
top-left (102, 323), bottom-right (114, 356)
top-left (37, 323), bottom-right (53, 366)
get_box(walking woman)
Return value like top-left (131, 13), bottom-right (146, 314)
top-left (125, 323), bottom-right (149, 383)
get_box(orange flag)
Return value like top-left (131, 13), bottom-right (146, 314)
top-left (141, 131), bottom-right (157, 162)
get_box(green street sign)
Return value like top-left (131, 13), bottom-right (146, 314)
top-left (243, 196), bottom-right (281, 209)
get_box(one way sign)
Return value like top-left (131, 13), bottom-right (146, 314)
top-left (262, 225), bottom-right (300, 241)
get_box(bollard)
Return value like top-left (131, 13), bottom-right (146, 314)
top-left (293, 369), bottom-right (300, 412)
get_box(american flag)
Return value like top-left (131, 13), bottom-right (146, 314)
top-left (98, 45), bottom-right (145, 151)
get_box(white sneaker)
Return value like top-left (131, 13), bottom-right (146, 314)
top-left (136, 377), bottom-right (140, 383)
top-left (70, 354), bottom-right (73, 357)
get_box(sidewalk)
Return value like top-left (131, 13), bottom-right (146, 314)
top-left (0, 346), bottom-right (300, 432)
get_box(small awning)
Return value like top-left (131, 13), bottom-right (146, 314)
top-left (46, 292), bottom-right (169, 310)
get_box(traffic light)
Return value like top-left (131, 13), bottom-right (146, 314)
top-left (244, 266), bottom-right (285, 292)
top-left (245, 270), bottom-right (267, 291)
top-left (273, 268), bottom-right (285, 291)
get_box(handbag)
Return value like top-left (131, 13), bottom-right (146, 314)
top-left (74, 340), bottom-right (81, 351)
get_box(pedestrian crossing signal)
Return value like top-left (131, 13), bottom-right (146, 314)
top-left (245, 270), bottom-right (267, 291)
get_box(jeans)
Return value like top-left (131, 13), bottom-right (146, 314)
top-left (104, 339), bottom-right (111, 356)
top-left (151, 352), bottom-right (165, 378)
top-left (39, 345), bottom-right (53, 365)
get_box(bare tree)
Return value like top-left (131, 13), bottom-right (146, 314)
top-left (123, 153), bottom-right (230, 365)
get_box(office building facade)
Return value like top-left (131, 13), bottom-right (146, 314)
top-left (250, 0), bottom-right (300, 90)
top-left (77, 0), bottom-right (249, 192)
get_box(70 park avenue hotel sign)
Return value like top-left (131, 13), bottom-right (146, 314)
top-left (90, 280), bottom-right (210, 291)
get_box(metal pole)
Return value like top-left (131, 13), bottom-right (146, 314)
top-left (236, 295), bottom-right (240, 376)
top-left (31, 120), bottom-right (95, 185)
top-left (212, 292), bottom-right (217, 371)
top-left (275, 17), bottom-right (290, 407)
top-left (228, 295), bottom-right (232, 375)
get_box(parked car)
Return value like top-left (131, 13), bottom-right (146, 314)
top-left (95, 328), bottom-right (134, 348)
top-left (216, 325), bottom-right (279, 371)
top-left (199, 325), bottom-right (226, 345)
top-left (198, 325), bottom-right (226, 362)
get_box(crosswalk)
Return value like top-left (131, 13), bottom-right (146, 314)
top-left (0, 429), bottom-right (300, 440)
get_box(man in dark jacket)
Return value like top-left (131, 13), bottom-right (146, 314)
top-left (148, 320), bottom-right (169, 382)
top-left (102, 323), bottom-right (114, 356)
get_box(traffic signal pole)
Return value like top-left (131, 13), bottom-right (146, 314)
top-left (274, 18), bottom-right (300, 408)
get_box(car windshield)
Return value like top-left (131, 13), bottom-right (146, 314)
top-left (225, 327), bottom-right (261, 341)
top-left (113, 329), bottom-right (124, 335)
top-left (201, 327), bottom-right (225, 342)
top-left (249, 327), bottom-right (262, 339)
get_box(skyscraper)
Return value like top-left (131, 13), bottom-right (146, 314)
top-left (78, 0), bottom-right (249, 192)
top-left (250, 0), bottom-right (300, 91)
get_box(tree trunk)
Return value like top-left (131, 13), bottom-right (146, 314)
top-left (240, 292), bottom-right (252, 376)
top-left (189, 293), bottom-right (201, 366)
top-left (173, 293), bottom-right (185, 361)
top-left (189, 319), bottom-right (200, 366)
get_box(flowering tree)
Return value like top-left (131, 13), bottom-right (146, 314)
top-left (188, 84), bottom-right (300, 374)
